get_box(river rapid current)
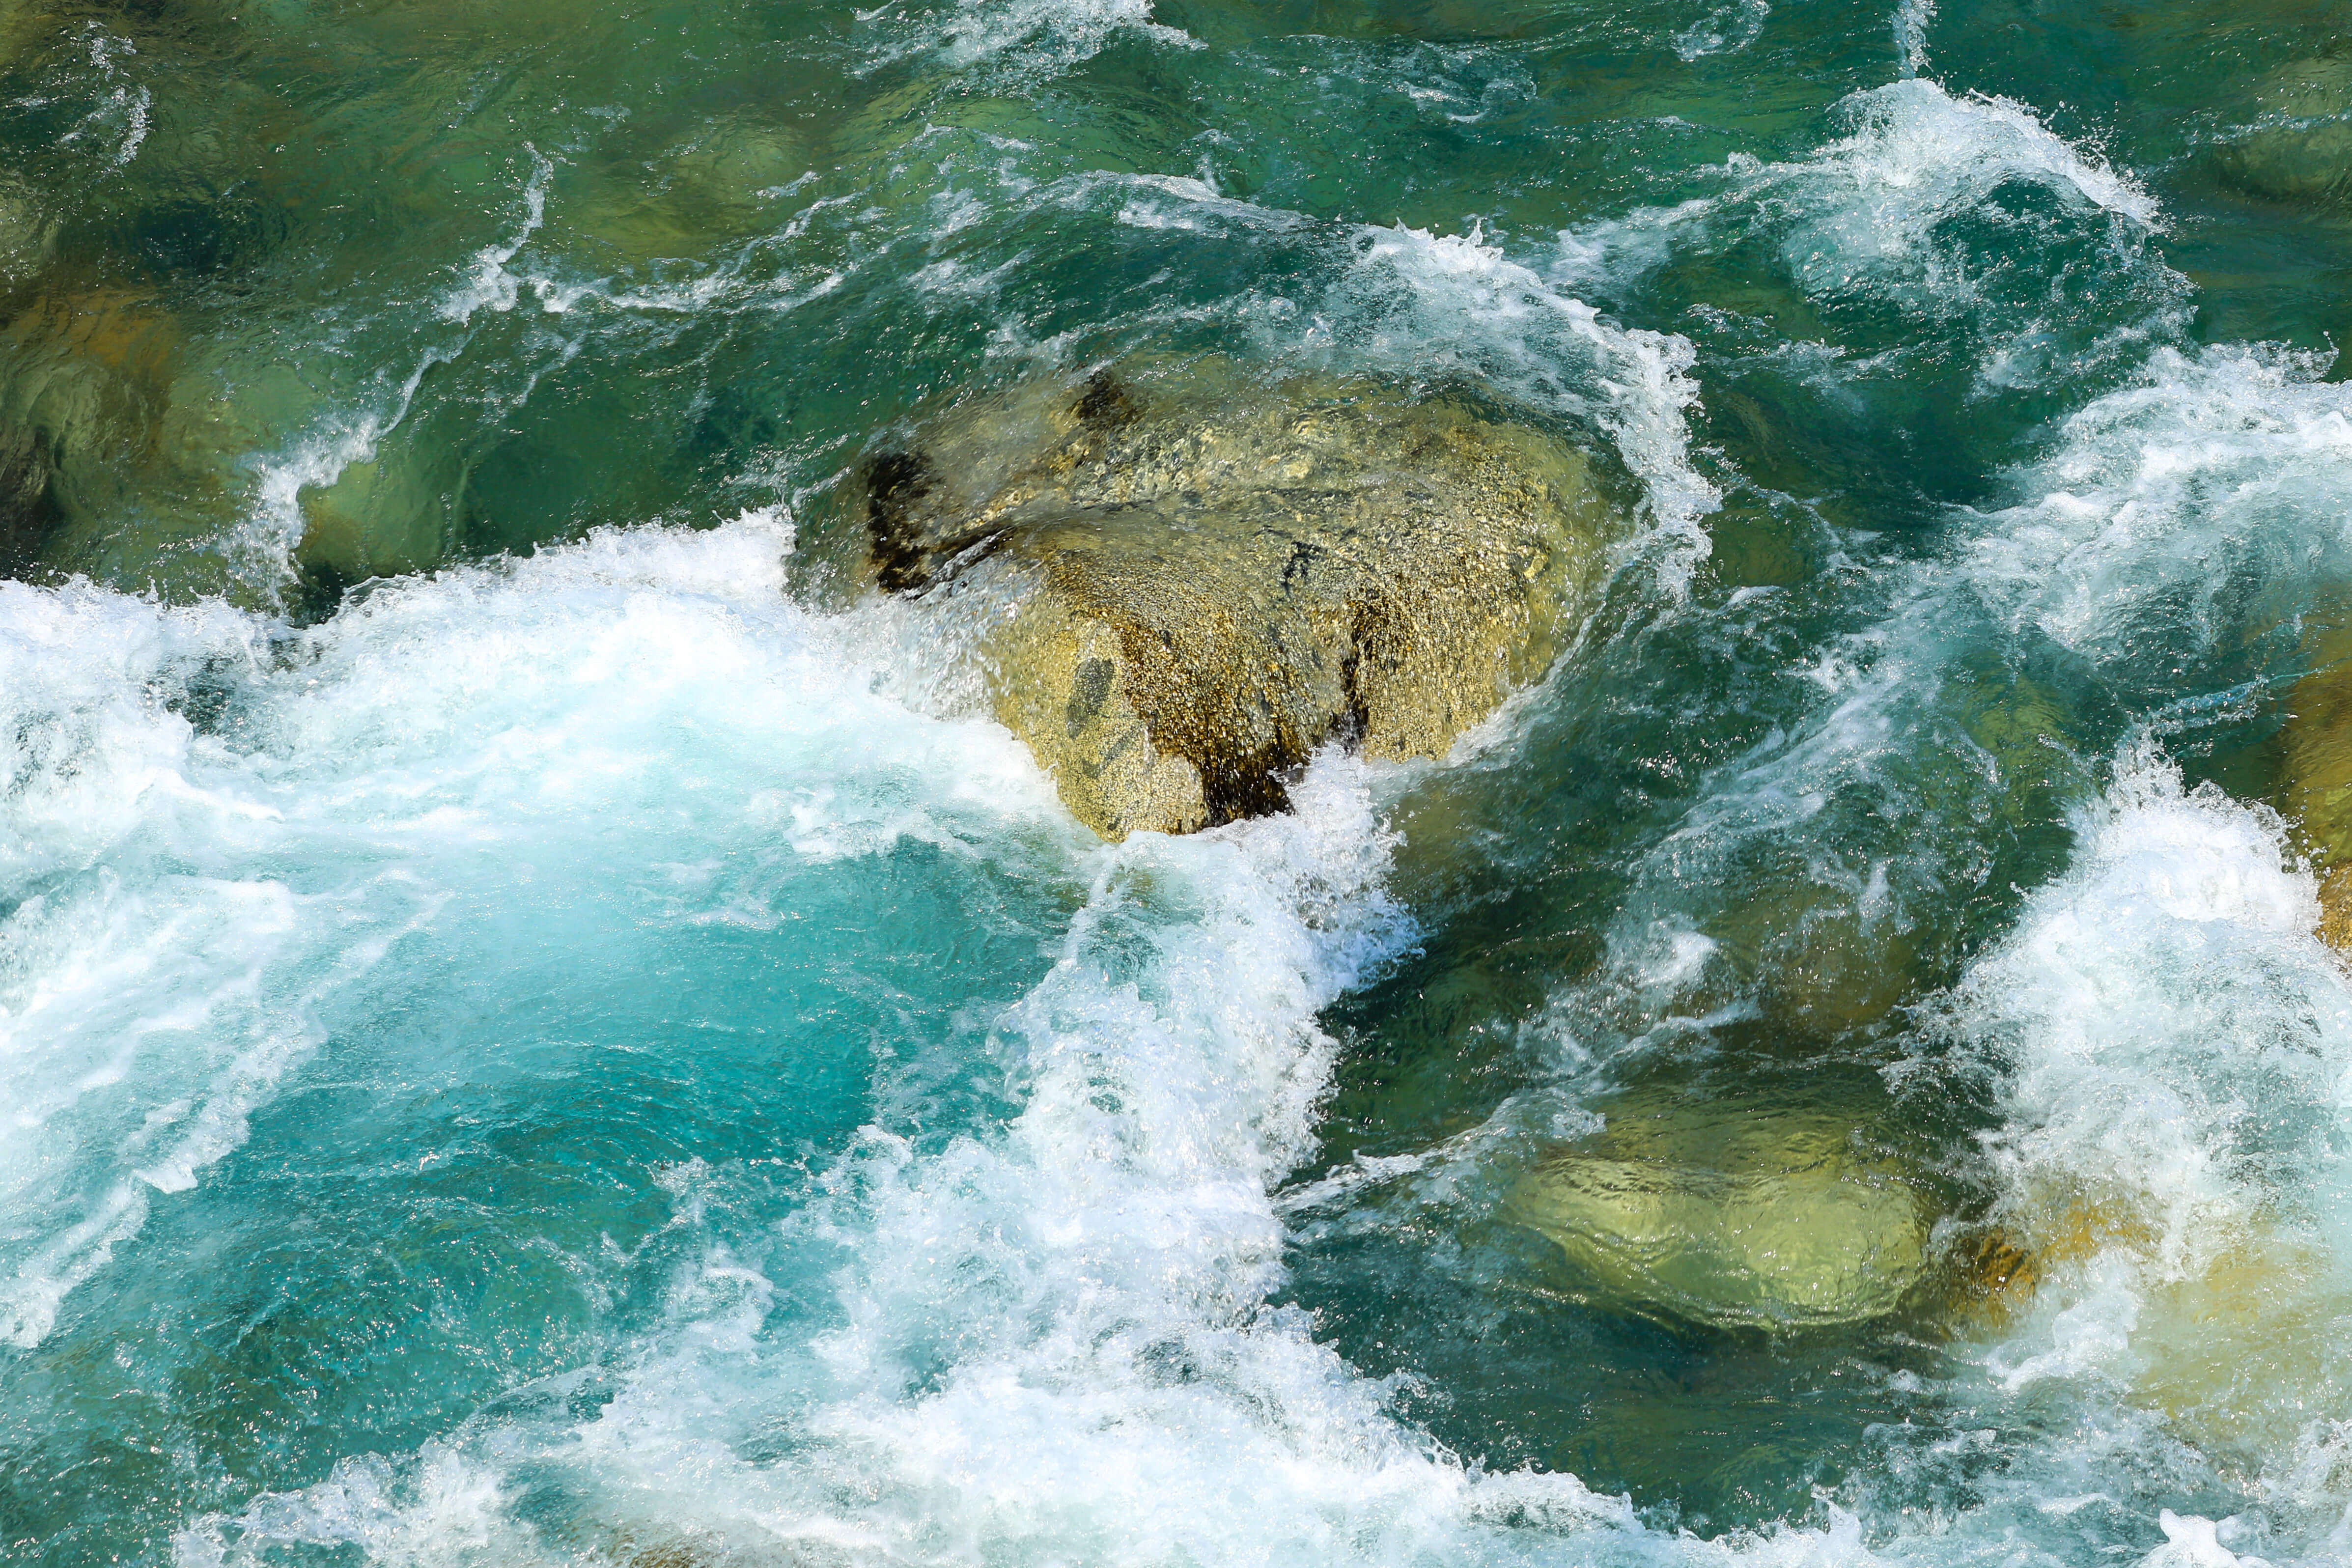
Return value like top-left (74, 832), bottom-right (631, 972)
top-left (5, 0), bottom-right (2352, 1563)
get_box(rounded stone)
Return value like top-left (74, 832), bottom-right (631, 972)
top-left (295, 439), bottom-right (460, 586)
top-left (1503, 1095), bottom-right (1934, 1333)
top-left (854, 361), bottom-right (1623, 838)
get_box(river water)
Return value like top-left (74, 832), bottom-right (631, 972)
top-left (5, 0), bottom-right (2352, 1563)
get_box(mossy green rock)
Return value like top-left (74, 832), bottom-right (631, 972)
top-left (1505, 1098), bottom-right (1933, 1333)
top-left (2212, 57), bottom-right (2352, 209)
top-left (856, 364), bottom-right (1621, 838)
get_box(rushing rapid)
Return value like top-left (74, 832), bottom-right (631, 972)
top-left (5, 0), bottom-right (2352, 1563)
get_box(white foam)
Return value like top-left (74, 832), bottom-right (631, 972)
top-left (438, 147), bottom-right (556, 325)
top-left (1295, 221), bottom-right (1718, 593)
top-left (0, 515), bottom-right (1069, 1348)
top-left (855, 0), bottom-right (1197, 88)
top-left (1959, 343), bottom-right (2352, 664)
top-left (1554, 79), bottom-right (2162, 324)
top-left (939, 0), bottom-right (1195, 73)
top-left (1675, 0), bottom-right (1770, 61)
top-left (1891, 0), bottom-right (1934, 77)
top-left (2140, 1512), bottom-right (2273, 1568)
top-left (1776, 78), bottom-right (2157, 252)
top-left (1954, 742), bottom-right (2352, 1251)
top-left (0, 579), bottom-right (256, 885)
top-left (1917, 743), bottom-right (2352, 1555)
top-left (173, 729), bottom-right (1950, 1567)
top-left (171, 1451), bottom-right (532, 1568)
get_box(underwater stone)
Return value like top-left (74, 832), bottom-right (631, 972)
top-left (2211, 57), bottom-right (2352, 209)
top-left (9, 300), bottom-right (455, 599)
top-left (0, 287), bottom-right (183, 580)
top-left (2278, 624), bottom-right (2352, 945)
top-left (295, 433), bottom-right (460, 587)
top-left (1504, 1097), bottom-right (1933, 1333)
top-left (562, 115), bottom-right (817, 266)
top-left (858, 364), bottom-right (1620, 838)
top-left (0, 419), bottom-right (55, 575)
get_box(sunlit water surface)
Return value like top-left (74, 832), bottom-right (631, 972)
top-left (6, 0), bottom-right (2352, 1563)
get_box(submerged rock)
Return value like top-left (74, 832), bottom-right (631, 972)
top-left (855, 364), bottom-right (1621, 838)
top-left (559, 114), bottom-right (818, 267)
top-left (2280, 625), bottom-right (2352, 945)
top-left (293, 427), bottom-right (463, 588)
top-left (0, 287), bottom-right (181, 579)
top-left (1, 282), bottom-right (463, 601)
top-left (0, 172), bottom-right (52, 298)
top-left (1503, 1094), bottom-right (1936, 1334)
top-left (0, 419), bottom-right (55, 575)
top-left (2211, 57), bottom-right (2352, 209)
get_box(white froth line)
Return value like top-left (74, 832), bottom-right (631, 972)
top-left (440, 145), bottom-right (557, 324)
top-left (0, 884), bottom-right (448, 1348)
top-left (231, 147), bottom-right (562, 589)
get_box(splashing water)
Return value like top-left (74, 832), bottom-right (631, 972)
top-left (8, 0), bottom-right (2352, 1562)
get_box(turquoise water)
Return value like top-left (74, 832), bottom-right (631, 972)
top-left (7, 0), bottom-right (2352, 1563)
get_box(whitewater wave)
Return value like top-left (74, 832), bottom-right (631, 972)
top-left (0, 516), bottom-right (1069, 1351)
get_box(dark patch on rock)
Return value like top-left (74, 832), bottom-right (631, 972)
top-left (1075, 368), bottom-right (1141, 431)
top-left (864, 449), bottom-right (939, 594)
top-left (0, 421), bottom-right (59, 579)
top-left (285, 557), bottom-right (354, 627)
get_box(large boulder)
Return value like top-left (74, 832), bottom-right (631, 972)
top-left (854, 364), bottom-right (1622, 838)
top-left (1503, 1093), bottom-right (1936, 1333)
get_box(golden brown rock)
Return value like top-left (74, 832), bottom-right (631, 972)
top-left (2278, 620), bottom-right (2352, 945)
top-left (1503, 1093), bottom-right (1936, 1334)
top-left (856, 363), bottom-right (1621, 838)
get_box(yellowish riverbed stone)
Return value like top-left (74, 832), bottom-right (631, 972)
top-left (858, 364), bottom-right (1622, 838)
top-left (2278, 620), bottom-right (2352, 944)
top-left (1504, 1096), bottom-right (1935, 1333)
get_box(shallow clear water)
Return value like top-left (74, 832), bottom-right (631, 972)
top-left (6, 0), bottom-right (2352, 1563)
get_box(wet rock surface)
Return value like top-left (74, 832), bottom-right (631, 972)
top-left (2278, 622), bottom-right (2352, 944)
top-left (857, 364), bottom-right (1622, 838)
